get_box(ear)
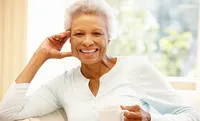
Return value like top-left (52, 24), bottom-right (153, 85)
top-left (69, 34), bottom-right (72, 44)
top-left (67, 29), bottom-right (71, 43)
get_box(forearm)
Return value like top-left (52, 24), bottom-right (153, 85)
top-left (0, 76), bottom-right (61, 120)
top-left (0, 82), bottom-right (30, 120)
top-left (16, 49), bottom-right (48, 83)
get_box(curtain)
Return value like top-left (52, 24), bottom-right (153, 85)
top-left (0, 0), bottom-right (28, 99)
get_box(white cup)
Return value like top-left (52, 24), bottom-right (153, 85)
top-left (99, 105), bottom-right (127, 121)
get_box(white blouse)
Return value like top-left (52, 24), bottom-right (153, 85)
top-left (0, 56), bottom-right (200, 121)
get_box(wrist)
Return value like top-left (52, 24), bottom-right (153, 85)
top-left (35, 48), bottom-right (49, 61)
top-left (15, 49), bottom-right (47, 83)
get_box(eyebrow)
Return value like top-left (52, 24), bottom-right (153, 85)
top-left (92, 28), bottom-right (104, 32)
top-left (72, 29), bottom-right (83, 32)
top-left (72, 26), bottom-right (104, 31)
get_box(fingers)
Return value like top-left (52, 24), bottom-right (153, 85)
top-left (60, 33), bottom-right (70, 45)
top-left (121, 105), bottom-right (151, 121)
top-left (124, 111), bottom-right (142, 120)
top-left (46, 30), bottom-right (71, 51)
top-left (58, 52), bottom-right (73, 58)
top-left (124, 117), bottom-right (140, 121)
top-left (47, 31), bottom-right (70, 45)
top-left (121, 105), bottom-right (141, 112)
top-left (53, 31), bottom-right (71, 42)
top-left (51, 49), bottom-right (73, 59)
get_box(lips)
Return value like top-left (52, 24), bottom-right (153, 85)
top-left (80, 49), bottom-right (98, 53)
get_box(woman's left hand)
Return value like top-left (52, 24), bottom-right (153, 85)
top-left (121, 105), bottom-right (151, 121)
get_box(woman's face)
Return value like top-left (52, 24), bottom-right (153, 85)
top-left (70, 14), bottom-right (109, 65)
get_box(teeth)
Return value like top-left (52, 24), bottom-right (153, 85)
top-left (81, 49), bottom-right (97, 53)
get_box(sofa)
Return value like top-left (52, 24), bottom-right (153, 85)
top-left (18, 90), bottom-right (200, 121)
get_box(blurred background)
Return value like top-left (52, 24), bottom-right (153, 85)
top-left (0, 0), bottom-right (200, 110)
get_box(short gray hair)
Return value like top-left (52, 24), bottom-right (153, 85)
top-left (64, 0), bottom-right (117, 40)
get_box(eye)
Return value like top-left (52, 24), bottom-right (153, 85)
top-left (74, 33), bottom-right (84, 37)
top-left (92, 32), bottom-right (102, 36)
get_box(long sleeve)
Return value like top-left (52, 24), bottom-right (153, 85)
top-left (133, 57), bottom-right (200, 121)
top-left (0, 74), bottom-right (65, 121)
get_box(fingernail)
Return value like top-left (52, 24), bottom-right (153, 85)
top-left (55, 37), bottom-right (60, 41)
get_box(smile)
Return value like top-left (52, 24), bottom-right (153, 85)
top-left (80, 49), bottom-right (98, 53)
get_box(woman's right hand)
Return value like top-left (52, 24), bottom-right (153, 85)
top-left (37, 30), bottom-right (73, 60)
top-left (15, 31), bottom-right (72, 84)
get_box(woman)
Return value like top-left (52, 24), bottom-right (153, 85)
top-left (0, 0), bottom-right (200, 121)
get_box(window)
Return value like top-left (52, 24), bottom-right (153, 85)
top-left (106, 0), bottom-right (199, 78)
top-left (27, 0), bottom-right (200, 89)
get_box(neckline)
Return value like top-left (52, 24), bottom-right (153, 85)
top-left (77, 56), bottom-right (122, 82)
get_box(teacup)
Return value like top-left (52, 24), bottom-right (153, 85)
top-left (99, 105), bottom-right (127, 121)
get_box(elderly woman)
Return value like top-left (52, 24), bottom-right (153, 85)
top-left (0, 0), bottom-right (200, 121)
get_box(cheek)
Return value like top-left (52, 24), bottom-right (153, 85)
top-left (70, 39), bottom-right (77, 53)
top-left (98, 37), bottom-right (108, 47)
top-left (70, 43), bottom-right (78, 57)
top-left (70, 38), bottom-right (79, 48)
top-left (70, 38), bottom-right (82, 57)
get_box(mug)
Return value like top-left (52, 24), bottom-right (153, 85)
top-left (99, 105), bottom-right (127, 121)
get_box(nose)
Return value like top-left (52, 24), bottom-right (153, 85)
top-left (82, 35), bottom-right (94, 47)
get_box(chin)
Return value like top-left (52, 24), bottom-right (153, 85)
top-left (81, 59), bottom-right (98, 65)
top-left (79, 57), bottom-right (100, 65)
